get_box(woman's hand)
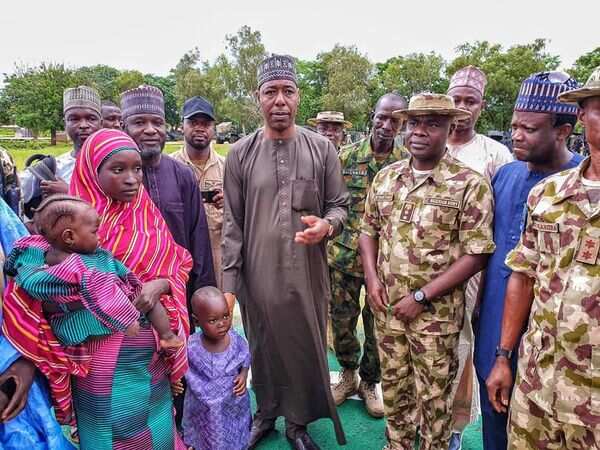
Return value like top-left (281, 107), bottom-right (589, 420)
top-left (134, 279), bottom-right (170, 314)
top-left (0, 357), bottom-right (36, 422)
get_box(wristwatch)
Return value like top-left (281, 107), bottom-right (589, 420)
top-left (495, 346), bottom-right (513, 359)
top-left (413, 289), bottom-right (427, 305)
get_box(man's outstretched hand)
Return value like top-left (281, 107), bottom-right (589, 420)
top-left (294, 216), bottom-right (330, 245)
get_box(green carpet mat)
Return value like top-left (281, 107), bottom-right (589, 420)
top-left (250, 351), bottom-right (483, 449)
top-left (62, 324), bottom-right (484, 449)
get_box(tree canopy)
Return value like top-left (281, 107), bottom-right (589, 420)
top-left (0, 30), bottom-right (596, 142)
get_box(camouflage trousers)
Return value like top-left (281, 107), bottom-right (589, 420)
top-left (329, 268), bottom-right (380, 383)
top-left (509, 381), bottom-right (600, 450)
top-left (376, 321), bottom-right (459, 450)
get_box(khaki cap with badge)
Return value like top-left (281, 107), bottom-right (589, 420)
top-left (307, 111), bottom-right (353, 129)
top-left (558, 65), bottom-right (600, 104)
top-left (392, 93), bottom-right (471, 120)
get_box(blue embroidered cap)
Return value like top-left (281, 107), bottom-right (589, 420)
top-left (514, 71), bottom-right (580, 115)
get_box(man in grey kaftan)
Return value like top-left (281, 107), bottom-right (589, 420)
top-left (222, 54), bottom-right (349, 450)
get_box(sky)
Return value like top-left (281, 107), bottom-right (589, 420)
top-left (1, 0), bottom-right (598, 80)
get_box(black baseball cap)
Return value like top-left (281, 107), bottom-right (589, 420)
top-left (182, 96), bottom-right (215, 121)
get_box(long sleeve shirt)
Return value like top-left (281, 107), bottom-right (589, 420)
top-left (143, 154), bottom-right (216, 290)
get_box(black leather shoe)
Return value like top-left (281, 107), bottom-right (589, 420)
top-left (286, 429), bottom-right (321, 450)
top-left (248, 419), bottom-right (276, 449)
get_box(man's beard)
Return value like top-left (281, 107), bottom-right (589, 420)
top-left (187, 137), bottom-right (210, 151)
top-left (139, 144), bottom-right (163, 160)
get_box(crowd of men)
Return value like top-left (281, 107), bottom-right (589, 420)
top-left (0, 53), bottom-right (599, 450)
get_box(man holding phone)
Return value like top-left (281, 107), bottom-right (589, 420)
top-left (173, 96), bottom-right (225, 289)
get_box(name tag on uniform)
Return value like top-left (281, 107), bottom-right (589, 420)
top-left (424, 197), bottom-right (460, 209)
top-left (575, 235), bottom-right (600, 265)
top-left (400, 201), bottom-right (416, 223)
top-left (532, 221), bottom-right (559, 233)
top-left (343, 169), bottom-right (368, 176)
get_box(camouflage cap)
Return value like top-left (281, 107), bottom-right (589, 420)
top-left (63, 86), bottom-right (101, 116)
top-left (558, 65), bottom-right (600, 105)
top-left (392, 93), bottom-right (471, 120)
top-left (307, 111), bottom-right (352, 129)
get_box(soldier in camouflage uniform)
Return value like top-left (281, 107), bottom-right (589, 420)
top-left (359, 93), bottom-right (495, 450)
top-left (308, 111), bottom-right (352, 150)
top-left (327, 93), bottom-right (408, 418)
top-left (487, 66), bottom-right (600, 449)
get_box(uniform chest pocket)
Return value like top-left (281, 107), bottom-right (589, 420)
top-left (376, 193), bottom-right (394, 217)
top-left (418, 197), bottom-right (460, 232)
top-left (532, 221), bottom-right (561, 256)
top-left (292, 179), bottom-right (320, 215)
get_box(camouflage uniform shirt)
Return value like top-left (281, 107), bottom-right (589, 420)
top-left (506, 157), bottom-right (600, 428)
top-left (361, 152), bottom-right (495, 335)
top-left (328, 136), bottom-right (407, 276)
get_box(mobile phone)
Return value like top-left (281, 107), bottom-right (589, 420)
top-left (201, 190), bottom-right (218, 203)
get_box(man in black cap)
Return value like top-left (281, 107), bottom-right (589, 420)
top-left (172, 97), bottom-right (225, 290)
top-left (222, 54), bottom-right (348, 449)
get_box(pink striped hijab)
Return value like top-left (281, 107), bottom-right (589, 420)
top-left (70, 128), bottom-right (192, 339)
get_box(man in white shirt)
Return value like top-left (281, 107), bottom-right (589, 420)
top-left (445, 66), bottom-right (513, 450)
top-left (20, 86), bottom-right (102, 206)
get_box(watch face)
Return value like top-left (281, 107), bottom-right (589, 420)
top-left (414, 290), bottom-right (425, 302)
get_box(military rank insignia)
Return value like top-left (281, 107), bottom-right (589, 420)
top-left (575, 235), bottom-right (600, 265)
top-left (400, 201), bottom-right (416, 223)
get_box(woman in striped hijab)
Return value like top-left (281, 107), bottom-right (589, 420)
top-left (3, 129), bottom-right (192, 449)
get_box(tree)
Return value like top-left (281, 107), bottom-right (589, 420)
top-left (317, 45), bottom-right (373, 129)
top-left (172, 47), bottom-right (203, 108)
top-left (447, 39), bottom-right (560, 133)
top-left (296, 59), bottom-right (325, 126)
top-left (222, 26), bottom-right (267, 131)
top-left (115, 70), bottom-right (145, 95)
top-left (374, 52), bottom-right (448, 102)
top-left (141, 74), bottom-right (179, 129)
top-left (74, 65), bottom-right (121, 102)
top-left (225, 25), bottom-right (267, 98)
top-left (1, 63), bottom-right (82, 144)
top-left (568, 47), bottom-right (600, 83)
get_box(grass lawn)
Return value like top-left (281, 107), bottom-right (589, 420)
top-left (4, 141), bottom-right (230, 171)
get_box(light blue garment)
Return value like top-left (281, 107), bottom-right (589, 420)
top-left (0, 197), bottom-right (75, 450)
top-left (0, 197), bottom-right (27, 258)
